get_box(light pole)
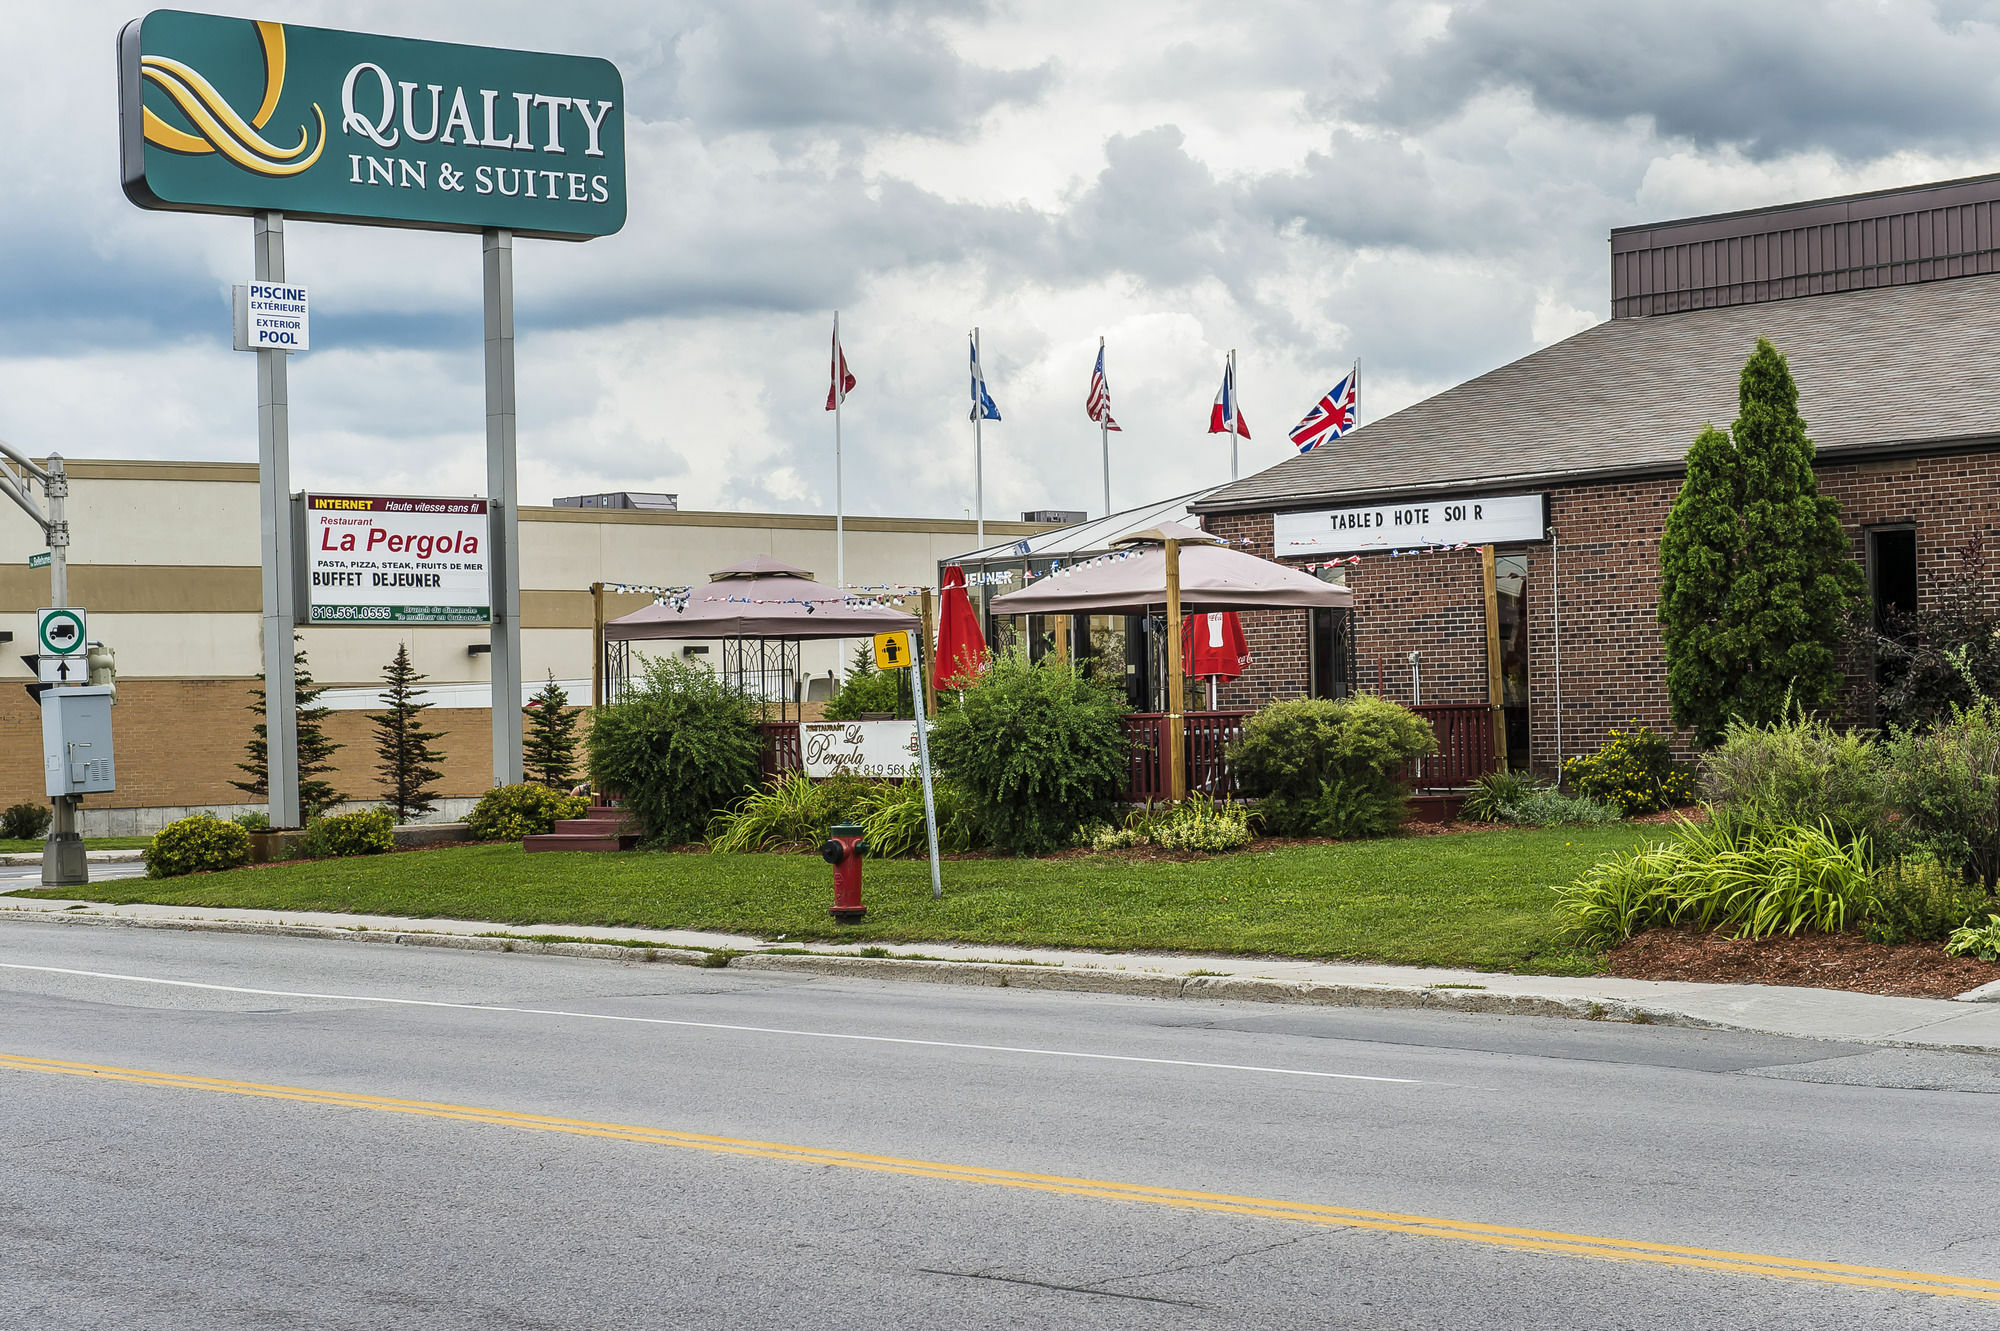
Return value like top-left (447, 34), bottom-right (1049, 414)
top-left (0, 439), bottom-right (86, 886)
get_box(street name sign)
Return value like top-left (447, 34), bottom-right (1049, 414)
top-left (233, 281), bottom-right (310, 350)
top-left (118, 11), bottom-right (627, 240)
top-left (303, 492), bottom-right (490, 624)
top-left (27, 551), bottom-right (50, 569)
top-left (37, 607), bottom-right (87, 657)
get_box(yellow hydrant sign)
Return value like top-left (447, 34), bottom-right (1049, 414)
top-left (873, 631), bottom-right (913, 669)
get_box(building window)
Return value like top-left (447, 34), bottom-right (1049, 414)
top-left (1869, 526), bottom-right (1918, 632)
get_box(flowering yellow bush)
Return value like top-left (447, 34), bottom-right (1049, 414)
top-left (1562, 723), bottom-right (1698, 816)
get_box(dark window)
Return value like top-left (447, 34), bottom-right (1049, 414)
top-left (1869, 527), bottom-right (1918, 632)
top-left (1310, 608), bottom-right (1355, 700)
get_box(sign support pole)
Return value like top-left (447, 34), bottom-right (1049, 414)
top-left (1164, 538), bottom-right (1187, 803)
top-left (255, 212), bottom-right (302, 829)
top-left (484, 229), bottom-right (524, 786)
top-left (908, 630), bottom-right (943, 901)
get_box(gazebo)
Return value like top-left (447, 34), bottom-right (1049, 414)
top-left (991, 522), bottom-right (1352, 801)
top-left (603, 556), bottom-right (920, 767)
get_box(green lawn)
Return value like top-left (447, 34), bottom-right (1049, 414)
top-left (0, 837), bottom-right (152, 853)
top-left (6, 824), bottom-right (1654, 976)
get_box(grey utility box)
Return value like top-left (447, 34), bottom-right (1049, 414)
top-left (42, 685), bottom-right (116, 797)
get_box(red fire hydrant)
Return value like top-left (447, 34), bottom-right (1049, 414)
top-left (822, 821), bottom-right (868, 923)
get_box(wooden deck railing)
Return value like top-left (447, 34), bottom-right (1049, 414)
top-left (758, 704), bottom-right (1496, 798)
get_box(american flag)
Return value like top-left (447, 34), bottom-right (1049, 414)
top-left (1086, 343), bottom-right (1122, 431)
top-left (1288, 367), bottom-right (1358, 452)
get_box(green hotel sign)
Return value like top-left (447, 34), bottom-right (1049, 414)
top-left (117, 11), bottom-right (625, 240)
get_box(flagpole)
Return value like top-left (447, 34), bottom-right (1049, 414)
top-left (834, 311), bottom-right (846, 680)
top-left (973, 325), bottom-right (984, 549)
top-left (1099, 335), bottom-right (1110, 516)
top-left (1228, 347), bottom-right (1240, 482)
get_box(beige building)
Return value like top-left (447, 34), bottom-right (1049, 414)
top-left (0, 459), bottom-right (1044, 832)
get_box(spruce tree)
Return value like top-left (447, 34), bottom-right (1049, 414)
top-left (1658, 338), bottom-right (1864, 745)
top-left (232, 637), bottom-right (348, 821)
top-left (523, 671), bottom-right (581, 788)
top-left (371, 643), bottom-right (446, 822)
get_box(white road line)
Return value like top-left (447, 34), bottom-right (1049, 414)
top-left (0, 960), bottom-right (1423, 1085)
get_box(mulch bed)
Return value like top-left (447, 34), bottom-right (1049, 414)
top-left (1607, 928), bottom-right (2000, 999)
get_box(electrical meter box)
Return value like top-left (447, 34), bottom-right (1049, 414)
top-left (42, 685), bottom-right (116, 797)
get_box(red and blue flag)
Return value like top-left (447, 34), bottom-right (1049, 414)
top-left (1288, 368), bottom-right (1357, 453)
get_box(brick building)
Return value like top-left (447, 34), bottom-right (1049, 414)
top-left (1184, 173), bottom-right (2000, 776)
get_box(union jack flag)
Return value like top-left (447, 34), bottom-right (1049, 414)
top-left (1288, 367), bottom-right (1357, 452)
top-left (1086, 343), bottom-right (1121, 431)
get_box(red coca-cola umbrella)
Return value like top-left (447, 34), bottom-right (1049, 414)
top-left (935, 564), bottom-right (989, 687)
top-left (1182, 611), bottom-right (1251, 679)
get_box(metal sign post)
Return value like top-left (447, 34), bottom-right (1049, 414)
top-left (485, 229), bottom-right (524, 786)
top-left (0, 442), bottom-right (88, 885)
top-left (907, 629), bottom-right (943, 901)
top-left (254, 211), bottom-right (302, 829)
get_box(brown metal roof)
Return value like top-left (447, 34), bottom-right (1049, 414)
top-left (1194, 271), bottom-right (2000, 516)
top-left (1612, 172), bottom-right (2000, 319)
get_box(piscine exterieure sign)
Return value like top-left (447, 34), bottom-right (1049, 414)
top-left (117, 10), bottom-right (626, 240)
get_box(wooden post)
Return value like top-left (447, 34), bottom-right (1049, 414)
top-left (1053, 614), bottom-right (1071, 664)
top-left (1164, 539), bottom-right (1187, 802)
top-left (591, 581), bottom-right (606, 710)
top-left (1481, 546), bottom-right (1506, 770)
top-left (920, 587), bottom-right (937, 716)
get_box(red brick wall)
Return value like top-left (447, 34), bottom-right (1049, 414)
top-left (1204, 448), bottom-right (2000, 779)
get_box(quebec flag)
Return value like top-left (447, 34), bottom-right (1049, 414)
top-left (970, 337), bottom-right (1002, 421)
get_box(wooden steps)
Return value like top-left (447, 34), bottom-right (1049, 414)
top-left (523, 806), bottom-right (641, 853)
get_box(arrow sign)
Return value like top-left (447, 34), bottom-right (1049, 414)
top-left (37, 655), bottom-right (75, 684)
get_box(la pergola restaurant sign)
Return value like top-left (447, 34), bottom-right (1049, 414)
top-left (118, 11), bottom-right (626, 240)
top-left (303, 493), bottom-right (490, 625)
top-left (1274, 492), bottom-right (1547, 556)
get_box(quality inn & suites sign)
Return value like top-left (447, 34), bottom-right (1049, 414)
top-left (118, 11), bottom-right (626, 240)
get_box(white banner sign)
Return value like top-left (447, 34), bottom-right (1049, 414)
top-left (1274, 492), bottom-right (1545, 556)
top-left (234, 281), bottom-right (311, 351)
top-left (304, 492), bottom-right (490, 625)
top-left (801, 720), bottom-right (922, 779)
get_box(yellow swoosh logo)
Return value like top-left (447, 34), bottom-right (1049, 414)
top-left (140, 20), bottom-right (324, 178)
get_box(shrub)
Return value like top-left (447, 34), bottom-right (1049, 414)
top-left (587, 657), bottom-right (763, 846)
top-left (1562, 723), bottom-right (1697, 816)
top-left (1086, 796), bottom-right (1252, 854)
top-left (928, 652), bottom-right (1128, 855)
top-left (1556, 816), bottom-right (1872, 946)
top-left (145, 813), bottom-right (251, 879)
top-left (1230, 695), bottom-right (1435, 839)
top-left (468, 783), bottom-right (591, 841)
top-left (709, 772), bottom-right (862, 853)
top-left (1, 802), bottom-right (52, 841)
top-left (1864, 536), bottom-right (2000, 733)
top-left (1883, 698), bottom-right (2000, 889)
top-left (297, 808), bottom-right (396, 860)
top-left (1946, 916), bottom-right (2000, 962)
top-left (1498, 789), bottom-right (1622, 827)
top-left (854, 778), bottom-right (986, 857)
top-left (1462, 771), bottom-right (1538, 822)
top-left (231, 810), bottom-right (270, 832)
top-left (1700, 709), bottom-right (1886, 844)
top-left (823, 644), bottom-right (915, 722)
top-left (1866, 855), bottom-right (1989, 944)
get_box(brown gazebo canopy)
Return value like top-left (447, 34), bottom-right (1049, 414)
top-left (988, 521), bottom-right (1350, 616)
top-left (605, 555), bottom-right (919, 641)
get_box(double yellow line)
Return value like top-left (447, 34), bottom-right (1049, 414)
top-left (5, 1050), bottom-right (1994, 1303)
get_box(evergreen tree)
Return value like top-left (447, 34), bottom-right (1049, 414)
top-left (231, 636), bottom-right (348, 820)
top-left (523, 671), bottom-right (581, 788)
top-left (1658, 338), bottom-right (1865, 745)
top-left (371, 643), bottom-right (446, 822)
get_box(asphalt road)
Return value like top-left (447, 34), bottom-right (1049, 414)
top-left (4, 919), bottom-right (2000, 1329)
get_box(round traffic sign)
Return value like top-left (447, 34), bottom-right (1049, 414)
top-left (39, 607), bottom-right (85, 656)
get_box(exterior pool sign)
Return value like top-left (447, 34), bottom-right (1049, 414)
top-left (233, 280), bottom-right (309, 350)
top-left (117, 10), bottom-right (626, 239)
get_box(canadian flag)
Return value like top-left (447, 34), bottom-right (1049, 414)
top-left (826, 317), bottom-right (856, 410)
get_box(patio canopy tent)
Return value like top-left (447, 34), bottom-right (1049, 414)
top-left (603, 555), bottom-right (920, 716)
top-left (992, 522), bottom-right (1351, 799)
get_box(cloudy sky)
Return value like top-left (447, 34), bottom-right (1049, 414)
top-left (6, 1), bottom-right (1998, 522)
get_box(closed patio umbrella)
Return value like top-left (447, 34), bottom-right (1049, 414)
top-left (935, 564), bottom-right (988, 687)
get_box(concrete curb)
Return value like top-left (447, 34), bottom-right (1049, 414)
top-left (0, 909), bottom-right (1756, 1033)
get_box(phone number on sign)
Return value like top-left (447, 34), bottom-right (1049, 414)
top-left (310, 605), bottom-right (490, 623)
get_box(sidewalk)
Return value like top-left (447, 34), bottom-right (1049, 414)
top-left (5, 893), bottom-right (2000, 1053)
top-left (0, 850), bottom-right (145, 867)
